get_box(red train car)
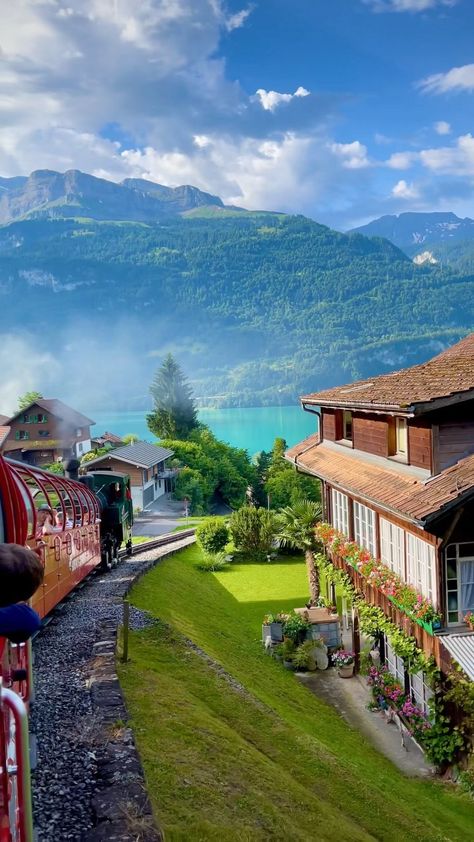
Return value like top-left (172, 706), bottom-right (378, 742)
top-left (0, 454), bottom-right (103, 842)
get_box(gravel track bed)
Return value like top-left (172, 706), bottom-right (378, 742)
top-left (30, 538), bottom-right (194, 841)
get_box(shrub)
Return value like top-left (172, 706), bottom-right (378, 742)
top-left (196, 518), bottom-right (229, 554)
top-left (282, 611), bottom-right (311, 643)
top-left (229, 506), bottom-right (278, 557)
top-left (196, 551), bottom-right (228, 572)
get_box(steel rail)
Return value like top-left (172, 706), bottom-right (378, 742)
top-left (118, 529), bottom-right (196, 560)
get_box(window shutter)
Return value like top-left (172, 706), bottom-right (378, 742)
top-left (15, 431), bottom-right (20, 440)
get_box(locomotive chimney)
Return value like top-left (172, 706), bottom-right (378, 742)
top-left (65, 457), bottom-right (81, 481)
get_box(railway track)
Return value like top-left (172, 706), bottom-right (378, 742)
top-left (120, 528), bottom-right (196, 559)
top-left (31, 529), bottom-right (196, 841)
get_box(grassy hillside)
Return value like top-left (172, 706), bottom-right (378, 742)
top-left (119, 546), bottom-right (473, 840)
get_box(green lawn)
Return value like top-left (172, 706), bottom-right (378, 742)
top-left (119, 545), bottom-right (473, 841)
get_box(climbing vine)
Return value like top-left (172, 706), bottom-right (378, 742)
top-left (313, 552), bottom-right (437, 677)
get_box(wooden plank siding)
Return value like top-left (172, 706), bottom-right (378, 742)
top-left (408, 421), bottom-right (432, 471)
top-left (322, 408), bottom-right (337, 441)
top-left (437, 422), bottom-right (474, 472)
top-left (353, 414), bottom-right (389, 457)
top-left (329, 548), bottom-right (444, 666)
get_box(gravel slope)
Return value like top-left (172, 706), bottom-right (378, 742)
top-left (30, 537), bottom-right (194, 841)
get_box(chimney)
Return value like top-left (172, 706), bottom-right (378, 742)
top-left (65, 457), bottom-right (81, 480)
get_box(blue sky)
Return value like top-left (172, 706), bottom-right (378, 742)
top-left (1, 0), bottom-right (473, 227)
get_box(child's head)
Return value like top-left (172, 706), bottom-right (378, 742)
top-left (0, 544), bottom-right (44, 606)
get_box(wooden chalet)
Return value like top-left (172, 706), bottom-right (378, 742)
top-left (287, 334), bottom-right (474, 700)
top-left (1, 399), bottom-right (95, 467)
top-left (81, 440), bottom-right (175, 510)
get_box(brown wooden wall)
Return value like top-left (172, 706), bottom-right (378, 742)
top-left (408, 421), bottom-right (432, 470)
top-left (322, 408), bottom-right (337, 441)
top-left (353, 414), bottom-right (389, 457)
top-left (88, 457), bottom-right (142, 486)
top-left (435, 422), bottom-right (474, 472)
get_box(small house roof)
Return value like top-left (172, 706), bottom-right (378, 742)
top-left (84, 440), bottom-right (173, 469)
top-left (7, 399), bottom-right (95, 428)
top-left (0, 426), bottom-right (10, 449)
top-left (302, 333), bottom-right (474, 414)
top-left (285, 435), bottom-right (474, 526)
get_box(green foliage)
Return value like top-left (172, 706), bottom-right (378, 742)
top-left (282, 611), bottom-right (311, 643)
top-left (18, 391), bottom-right (43, 411)
top-left (122, 433), bottom-right (138, 444)
top-left (229, 506), bottom-right (278, 557)
top-left (81, 446), bottom-right (108, 464)
top-left (147, 353), bottom-right (198, 439)
top-left (422, 709), bottom-right (465, 769)
top-left (278, 499), bottom-right (323, 552)
top-left (174, 467), bottom-right (205, 514)
top-left (43, 461), bottom-right (65, 475)
top-left (162, 426), bottom-right (255, 513)
top-left (195, 551), bottom-right (228, 572)
top-left (264, 438), bottom-right (321, 509)
top-left (195, 517), bottom-right (229, 554)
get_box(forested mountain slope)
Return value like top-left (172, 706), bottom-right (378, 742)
top-left (1, 209), bottom-right (473, 408)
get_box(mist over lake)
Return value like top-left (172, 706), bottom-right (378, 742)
top-left (89, 405), bottom-right (317, 455)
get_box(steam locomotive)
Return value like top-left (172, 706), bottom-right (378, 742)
top-left (0, 453), bottom-right (134, 841)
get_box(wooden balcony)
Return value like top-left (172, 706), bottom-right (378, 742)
top-left (327, 549), bottom-right (452, 673)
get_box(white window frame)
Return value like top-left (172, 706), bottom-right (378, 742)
top-left (385, 638), bottom-right (405, 686)
top-left (353, 501), bottom-right (376, 556)
top-left (331, 489), bottom-right (349, 536)
top-left (406, 533), bottom-right (437, 606)
top-left (409, 671), bottom-right (433, 717)
top-left (380, 517), bottom-right (405, 579)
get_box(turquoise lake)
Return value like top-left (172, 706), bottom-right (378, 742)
top-left (88, 405), bottom-right (317, 455)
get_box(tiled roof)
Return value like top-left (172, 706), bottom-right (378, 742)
top-left (302, 333), bottom-right (474, 412)
top-left (84, 440), bottom-right (173, 469)
top-left (0, 426), bottom-right (10, 449)
top-left (6, 399), bottom-right (95, 428)
top-left (0, 415), bottom-right (9, 425)
top-left (285, 437), bottom-right (474, 525)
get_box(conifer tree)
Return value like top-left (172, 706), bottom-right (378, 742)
top-left (147, 354), bottom-right (198, 440)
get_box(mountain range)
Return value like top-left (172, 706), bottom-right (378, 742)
top-left (351, 212), bottom-right (474, 271)
top-left (0, 169), bottom-right (226, 225)
top-left (0, 169), bottom-right (473, 411)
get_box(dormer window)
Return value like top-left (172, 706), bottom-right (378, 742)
top-left (342, 411), bottom-right (353, 442)
top-left (396, 418), bottom-right (407, 456)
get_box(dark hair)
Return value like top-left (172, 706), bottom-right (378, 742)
top-left (0, 544), bottom-right (44, 606)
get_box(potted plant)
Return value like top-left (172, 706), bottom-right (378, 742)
top-left (262, 612), bottom-right (286, 643)
top-left (332, 650), bottom-right (355, 678)
top-left (280, 638), bottom-right (296, 669)
top-left (294, 639), bottom-right (320, 672)
top-left (282, 611), bottom-right (311, 644)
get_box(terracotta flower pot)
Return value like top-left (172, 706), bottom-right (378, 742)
top-left (338, 663), bottom-right (354, 678)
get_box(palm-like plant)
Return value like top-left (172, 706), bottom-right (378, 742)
top-left (278, 499), bottom-right (322, 605)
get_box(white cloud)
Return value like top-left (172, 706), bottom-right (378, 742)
top-left (330, 140), bottom-right (370, 169)
top-left (225, 6), bottom-right (254, 31)
top-left (254, 86), bottom-right (310, 112)
top-left (391, 179), bottom-right (420, 199)
top-left (419, 133), bottom-right (474, 175)
top-left (418, 64), bottom-right (474, 95)
top-left (366, 0), bottom-right (457, 11)
top-left (434, 120), bottom-right (451, 135)
top-left (386, 151), bottom-right (416, 169)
